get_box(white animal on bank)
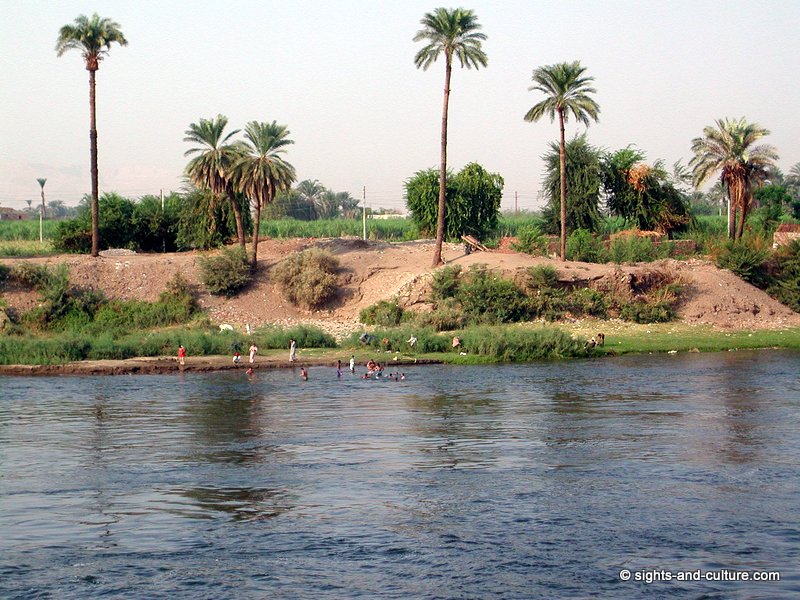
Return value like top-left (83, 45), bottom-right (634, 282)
top-left (219, 324), bottom-right (234, 332)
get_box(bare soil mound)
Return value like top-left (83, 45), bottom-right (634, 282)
top-left (3, 239), bottom-right (799, 337)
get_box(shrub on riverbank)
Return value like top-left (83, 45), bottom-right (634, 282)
top-left (198, 247), bottom-right (252, 296)
top-left (359, 299), bottom-right (405, 327)
top-left (5, 264), bottom-right (201, 334)
top-left (272, 249), bottom-right (339, 309)
top-left (419, 263), bottom-right (684, 328)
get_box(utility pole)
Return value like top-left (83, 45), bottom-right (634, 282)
top-left (36, 178), bottom-right (47, 243)
top-left (515, 191), bottom-right (518, 216)
top-left (362, 186), bottom-right (367, 241)
top-left (160, 188), bottom-right (166, 253)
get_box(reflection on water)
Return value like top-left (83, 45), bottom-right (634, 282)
top-left (1, 351), bottom-right (799, 599)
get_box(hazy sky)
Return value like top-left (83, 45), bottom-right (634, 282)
top-left (1, 0), bottom-right (798, 212)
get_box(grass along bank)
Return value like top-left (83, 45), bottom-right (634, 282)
top-left (1, 322), bottom-right (798, 370)
top-left (551, 320), bottom-right (800, 354)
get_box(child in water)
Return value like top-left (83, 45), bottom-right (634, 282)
top-left (300, 367), bottom-right (308, 381)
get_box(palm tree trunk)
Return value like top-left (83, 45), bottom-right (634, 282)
top-left (251, 198), bottom-right (262, 267)
top-left (558, 108), bottom-right (567, 261)
top-left (89, 68), bottom-right (100, 257)
top-left (736, 192), bottom-right (750, 240)
top-left (432, 57), bottom-right (452, 267)
top-left (727, 191), bottom-right (735, 239)
top-left (228, 190), bottom-right (246, 249)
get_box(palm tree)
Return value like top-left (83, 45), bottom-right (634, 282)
top-left (297, 179), bottom-right (326, 220)
top-left (184, 115), bottom-right (247, 248)
top-left (690, 117), bottom-right (778, 240)
top-left (414, 7), bottom-right (488, 266)
top-left (56, 13), bottom-right (127, 257)
top-left (786, 162), bottom-right (800, 198)
top-left (233, 121), bottom-right (296, 266)
top-left (524, 61), bottom-right (600, 260)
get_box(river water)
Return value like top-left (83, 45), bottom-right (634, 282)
top-left (1, 350), bottom-right (799, 599)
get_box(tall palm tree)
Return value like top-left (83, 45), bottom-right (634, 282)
top-left (233, 121), bottom-right (296, 266)
top-left (524, 61), bottom-right (600, 260)
top-left (414, 7), bottom-right (487, 267)
top-left (184, 115), bottom-right (247, 248)
top-left (56, 13), bottom-right (127, 257)
top-left (690, 117), bottom-right (778, 240)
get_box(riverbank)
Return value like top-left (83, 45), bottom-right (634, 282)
top-left (0, 351), bottom-right (441, 376)
top-left (1, 323), bottom-right (798, 376)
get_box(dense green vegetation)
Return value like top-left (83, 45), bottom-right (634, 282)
top-left (714, 238), bottom-right (800, 312)
top-left (358, 262), bottom-right (684, 332)
top-left (405, 163), bottom-right (503, 242)
top-left (0, 324), bottom-right (335, 366)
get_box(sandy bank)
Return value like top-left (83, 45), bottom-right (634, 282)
top-left (0, 354), bottom-right (440, 377)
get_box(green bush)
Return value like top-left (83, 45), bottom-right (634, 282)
top-left (10, 263), bottom-right (52, 290)
top-left (767, 240), bottom-right (800, 312)
top-left (566, 229), bottom-right (607, 263)
top-left (430, 265), bottom-right (462, 301)
top-left (360, 299), bottom-right (405, 326)
top-left (511, 226), bottom-right (549, 256)
top-left (52, 216), bottom-right (93, 253)
top-left (132, 194), bottom-right (182, 252)
top-left (619, 301), bottom-right (674, 323)
top-left (414, 300), bottom-right (469, 331)
top-left (458, 326), bottom-right (593, 360)
top-left (525, 264), bottom-right (560, 290)
top-left (198, 246), bottom-right (252, 296)
top-left (566, 288), bottom-right (608, 318)
top-left (608, 236), bottom-right (667, 264)
top-left (272, 248), bottom-right (339, 309)
top-left (405, 163), bottom-right (503, 241)
top-left (457, 265), bottom-right (532, 324)
top-left (715, 239), bottom-right (771, 288)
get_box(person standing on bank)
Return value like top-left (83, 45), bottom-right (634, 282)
top-left (249, 343), bottom-right (258, 364)
top-left (289, 338), bottom-right (297, 362)
top-left (178, 344), bottom-right (186, 367)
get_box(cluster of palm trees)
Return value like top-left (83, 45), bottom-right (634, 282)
top-left (690, 118), bottom-right (779, 240)
top-left (57, 9), bottom-right (784, 263)
top-left (414, 8), bottom-right (783, 260)
top-left (183, 115), bottom-right (296, 266)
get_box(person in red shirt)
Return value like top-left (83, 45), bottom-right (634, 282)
top-left (178, 344), bottom-right (186, 366)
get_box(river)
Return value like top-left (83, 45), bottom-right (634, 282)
top-left (1, 350), bottom-right (799, 598)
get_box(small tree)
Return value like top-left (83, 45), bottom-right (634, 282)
top-left (602, 148), bottom-right (691, 236)
top-left (405, 162), bottom-right (503, 241)
top-left (541, 134), bottom-right (602, 234)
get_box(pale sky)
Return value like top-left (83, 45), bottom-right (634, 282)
top-left (1, 0), bottom-right (798, 213)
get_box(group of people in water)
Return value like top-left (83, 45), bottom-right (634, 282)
top-left (177, 342), bottom-right (406, 381)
